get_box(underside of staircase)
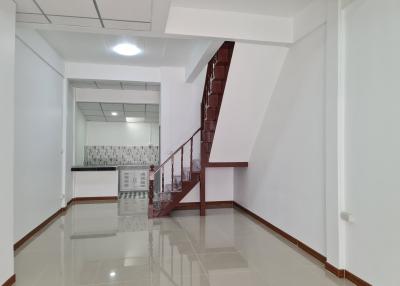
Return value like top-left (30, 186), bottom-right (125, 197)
top-left (148, 42), bottom-right (237, 218)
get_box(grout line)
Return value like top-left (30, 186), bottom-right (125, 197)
top-left (92, 0), bottom-right (105, 28)
top-left (32, 0), bottom-right (52, 23)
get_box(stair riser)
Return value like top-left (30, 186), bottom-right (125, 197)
top-left (212, 66), bottom-right (226, 80)
top-left (205, 107), bottom-right (217, 121)
top-left (209, 80), bottom-right (224, 94)
top-left (202, 131), bottom-right (214, 143)
top-left (213, 48), bottom-right (230, 65)
top-left (207, 93), bottom-right (221, 107)
top-left (204, 120), bottom-right (217, 131)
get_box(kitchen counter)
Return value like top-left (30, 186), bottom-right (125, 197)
top-left (71, 166), bottom-right (117, 172)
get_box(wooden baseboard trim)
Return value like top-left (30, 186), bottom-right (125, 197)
top-left (325, 262), bottom-right (345, 278)
top-left (176, 201), bottom-right (233, 210)
top-left (233, 202), bottom-right (372, 285)
top-left (14, 196), bottom-right (118, 252)
top-left (68, 196), bottom-right (118, 204)
top-left (14, 208), bottom-right (65, 251)
top-left (206, 162), bottom-right (248, 168)
top-left (2, 275), bottom-right (16, 286)
top-left (233, 202), bottom-right (326, 263)
top-left (345, 271), bottom-right (372, 286)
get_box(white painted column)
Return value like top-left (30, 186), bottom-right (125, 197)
top-left (325, 0), bottom-right (346, 269)
top-left (0, 0), bottom-right (16, 283)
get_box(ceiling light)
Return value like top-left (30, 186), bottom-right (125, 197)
top-left (126, 117), bottom-right (145, 123)
top-left (109, 271), bottom-right (116, 278)
top-left (111, 112), bottom-right (118, 116)
top-left (113, 43), bottom-right (141, 56)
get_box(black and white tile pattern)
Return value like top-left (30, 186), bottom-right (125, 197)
top-left (85, 145), bottom-right (159, 166)
top-left (119, 191), bottom-right (148, 200)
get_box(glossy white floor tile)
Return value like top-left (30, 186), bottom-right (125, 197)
top-left (15, 200), bottom-right (355, 286)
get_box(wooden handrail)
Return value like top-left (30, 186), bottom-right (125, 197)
top-left (153, 128), bottom-right (201, 174)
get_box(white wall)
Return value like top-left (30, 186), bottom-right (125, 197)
top-left (160, 67), bottom-right (202, 161)
top-left (74, 105), bottom-right (86, 165)
top-left (86, 122), bottom-right (159, 147)
top-left (0, 0), bottom-right (15, 283)
top-left (64, 83), bottom-right (74, 202)
top-left (234, 26), bottom-right (326, 254)
top-left (343, 1), bottom-right (400, 285)
top-left (210, 42), bottom-right (288, 162)
top-left (14, 30), bottom-right (64, 242)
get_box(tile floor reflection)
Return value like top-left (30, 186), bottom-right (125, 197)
top-left (15, 199), bottom-right (355, 286)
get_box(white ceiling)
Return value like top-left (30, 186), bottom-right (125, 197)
top-left (15, 0), bottom-right (154, 31)
top-left (77, 102), bottom-right (159, 123)
top-left (70, 79), bottom-right (160, 91)
top-left (172, 0), bottom-right (313, 17)
top-left (39, 30), bottom-right (201, 66)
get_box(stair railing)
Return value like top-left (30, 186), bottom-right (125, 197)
top-left (148, 128), bottom-right (201, 218)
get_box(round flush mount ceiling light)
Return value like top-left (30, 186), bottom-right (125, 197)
top-left (111, 112), bottom-right (118, 116)
top-left (112, 43), bottom-right (141, 56)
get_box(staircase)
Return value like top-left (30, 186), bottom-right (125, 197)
top-left (201, 42), bottom-right (235, 163)
top-left (148, 129), bottom-right (202, 218)
top-left (148, 42), bottom-right (235, 218)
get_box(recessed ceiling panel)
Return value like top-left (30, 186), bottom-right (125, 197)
top-left (146, 105), bottom-right (159, 112)
top-left (147, 85), bottom-right (160, 91)
top-left (103, 110), bottom-right (122, 117)
top-left (16, 13), bottom-right (49, 24)
top-left (146, 112), bottom-right (159, 119)
top-left (78, 102), bottom-right (102, 110)
top-left (95, 81), bottom-right (122, 89)
top-left (122, 82), bottom-right (145, 90)
top-left (81, 109), bottom-right (103, 116)
top-left (70, 80), bottom-right (97, 89)
top-left (123, 84), bottom-right (146, 91)
top-left (125, 111), bottom-right (145, 118)
top-left (101, 103), bottom-right (124, 111)
top-left (124, 104), bottom-right (145, 112)
top-left (106, 116), bottom-right (125, 122)
top-left (103, 20), bottom-right (151, 31)
top-left (86, 115), bottom-right (106, 121)
top-left (49, 16), bottom-right (102, 28)
top-left (96, 0), bottom-right (152, 21)
top-left (15, 0), bottom-right (41, 13)
top-left (35, 0), bottom-right (98, 18)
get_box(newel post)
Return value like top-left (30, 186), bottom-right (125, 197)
top-left (148, 165), bottom-right (155, 218)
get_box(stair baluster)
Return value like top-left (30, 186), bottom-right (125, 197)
top-left (180, 146), bottom-right (184, 181)
top-left (148, 165), bottom-right (155, 218)
top-left (161, 166), bottom-right (164, 193)
top-left (148, 128), bottom-right (201, 217)
top-left (190, 137), bottom-right (193, 181)
top-left (171, 155), bottom-right (174, 192)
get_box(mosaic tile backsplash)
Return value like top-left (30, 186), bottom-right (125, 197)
top-left (84, 145), bottom-right (159, 166)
